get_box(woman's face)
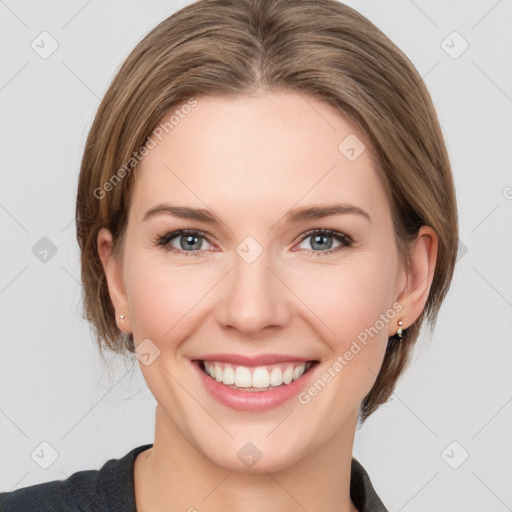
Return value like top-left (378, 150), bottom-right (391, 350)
top-left (102, 91), bottom-right (409, 472)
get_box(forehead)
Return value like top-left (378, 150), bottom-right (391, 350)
top-left (130, 91), bottom-right (388, 226)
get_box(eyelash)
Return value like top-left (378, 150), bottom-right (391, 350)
top-left (155, 228), bottom-right (353, 257)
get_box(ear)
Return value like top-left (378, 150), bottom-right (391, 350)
top-left (395, 226), bottom-right (438, 332)
top-left (97, 227), bottom-right (132, 334)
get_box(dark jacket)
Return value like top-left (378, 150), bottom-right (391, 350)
top-left (0, 444), bottom-right (389, 511)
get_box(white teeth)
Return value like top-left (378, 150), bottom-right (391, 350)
top-left (293, 365), bottom-right (305, 380)
top-left (252, 367), bottom-right (270, 388)
top-left (222, 365), bottom-right (235, 385)
top-left (283, 366), bottom-right (293, 384)
top-left (270, 367), bottom-right (283, 386)
top-left (234, 366), bottom-right (252, 387)
top-left (202, 361), bottom-right (311, 389)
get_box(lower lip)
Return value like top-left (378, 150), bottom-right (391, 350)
top-left (192, 360), bottom-right (317, 412)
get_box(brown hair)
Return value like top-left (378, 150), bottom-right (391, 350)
top-left (75, 0), bottom-right (458, 423)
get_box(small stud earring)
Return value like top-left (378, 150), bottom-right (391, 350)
top-left (396, 320), bottom-right (404, 338)
top-left (120, 314), bottom-right (125, 321)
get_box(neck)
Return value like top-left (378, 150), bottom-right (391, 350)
top-left (134, 405), bottom-right (359, 512)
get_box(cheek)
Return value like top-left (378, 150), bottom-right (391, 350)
top-left (127, 250), bottom-right (397, 337)
top-left (123, 242), bottom-right (225, 354)
top-left (288, 253), bottom-right (397, 397)
top-left (125, 238), bottom-right (398, 355)
top-left (290, 253), bottom-right (397, 340)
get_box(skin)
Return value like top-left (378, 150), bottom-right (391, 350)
top-left (97, 91), bottom-right (437, 512)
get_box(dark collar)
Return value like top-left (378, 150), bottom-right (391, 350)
top-left (98, 444), bottom-right (389, 512)
top-left (350, 457), bottom-right (389, 511)
top-left (0, 444), bottom-right (389, 511)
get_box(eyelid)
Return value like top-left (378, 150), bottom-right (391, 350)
top-left (295, 227), bottom-right (353, 245)
top-left (292, 228), bottom-right (353, 255)
top-left (156, 229), bottom-right (217, 252)
top-left (155, 227), bottom-right (353, 255)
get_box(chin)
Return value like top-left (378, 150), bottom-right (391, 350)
top-left (195, 431), bottom-right (314, 475)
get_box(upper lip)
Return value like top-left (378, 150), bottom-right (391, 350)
top-left (194, 353), bottom-right (314, 366)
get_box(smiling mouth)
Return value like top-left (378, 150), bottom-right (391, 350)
top-left (197, 360), bottom-right (318, 392)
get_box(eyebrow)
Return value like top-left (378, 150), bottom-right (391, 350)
top-left (142, 202), bottom-right (372, 225)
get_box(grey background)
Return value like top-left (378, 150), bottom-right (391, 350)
top-left (1, 1), bottom-right (511, 510)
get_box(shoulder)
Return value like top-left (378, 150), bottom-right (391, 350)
top-left (0, 444), bottom-right (153, 512)
top-left (0, 469), bottom-right (101, 511)
top-left (350, 457), bottom-right (389, 512)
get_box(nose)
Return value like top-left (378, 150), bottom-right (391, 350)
top-left (215, 247), bottom-right (291, 337)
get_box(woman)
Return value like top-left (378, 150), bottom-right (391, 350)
top-left (0, 0), bottom-right (457, 510)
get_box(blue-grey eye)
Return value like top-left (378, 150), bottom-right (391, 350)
top-left (296, 230), bottom-right (351, 252)
top-left (157, 230), bottom-right (212, 253)
top-left (177, 233), bottom-right (204, 251)
top-left (310, 233), bottom-right (334, 250)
